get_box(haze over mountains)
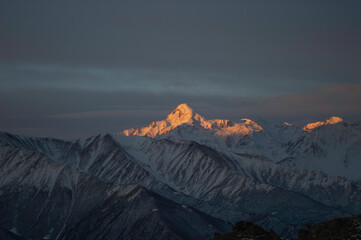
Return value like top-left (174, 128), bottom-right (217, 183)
top-left (0, 103), bottom-right (361, 239)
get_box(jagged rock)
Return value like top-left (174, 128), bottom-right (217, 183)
top-left (298, 215), bottom-right (361, 240)
top-left (212, 216), bottom-right (361, 240)
top-left (211, 220), bottom-right (281, 240)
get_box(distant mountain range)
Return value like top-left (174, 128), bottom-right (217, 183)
top-left (0, 103), bottom-right (360, 239)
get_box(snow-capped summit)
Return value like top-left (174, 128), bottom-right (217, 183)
top-left (303, 116), bottom-right (343, 132)
top-left (165, 103), bottom-right (204, 126)
top-left (283, 122), bottom-right (293, 127)
top-left (121, 103), bottom-right (205, 138)
top-left (119, 103), bottom-right (263, 138)
top-left (117, 104), bottom-right (286, 161)
top-left (116, 105), bottom-right (360, 175)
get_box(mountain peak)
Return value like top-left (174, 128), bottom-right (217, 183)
top-left (283, 122), bottom-right (293, 127)
top-left (325, 116), bottom-right (343, 124)
top-left (166, 103), bottom-right (204, 126)
top-left (167, 103), bottom-right (194, 120)
top-left (174, 103), bottom-right (194, 114)
top-left (303, 116), bottom-right (343, 132)
top-left (120, 103), bottom-right (204, 138)
top-left (118, 103), bottom-right (263, 138)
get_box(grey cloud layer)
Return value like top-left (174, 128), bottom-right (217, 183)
top-left (1, 1), bottom-right (361, 78)
top-left (1, 0), bottom-right (361, 138)
top-left (1, 64), bottom-right (360, 98)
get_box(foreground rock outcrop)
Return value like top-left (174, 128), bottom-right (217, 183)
top-left (298, 215), bottom-right (361, 240)
top-left (212, 215), bottom-right (361, 240)
top-left (212, 221), bottom-right (281, 240)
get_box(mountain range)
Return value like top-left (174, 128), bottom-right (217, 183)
top-left (0, 103), bottom-right (360, 239)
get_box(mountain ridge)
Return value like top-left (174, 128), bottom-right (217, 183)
top-left (118, 104), bottom-right (345, 138)
top-left (119, 103), bottom-right (265, 138)
top-left (116, 104), bottom-right (360, 181)
top-left (1, 129), bottom-right (360, 238)
top-left (0, 104), bottom-right (360, 239)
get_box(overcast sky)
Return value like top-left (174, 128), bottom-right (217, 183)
top-left (1, 0), bottom-right (361, 139)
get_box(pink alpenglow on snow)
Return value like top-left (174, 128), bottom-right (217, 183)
top-left (119, 103), bottom-right (263, 138)
top-left (303, 116), bottom-right (343, 132)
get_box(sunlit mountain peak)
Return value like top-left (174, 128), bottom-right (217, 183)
top-left (283, 122), bottom-right (293, 126)
top-left (303, 116), bottom-right (343, 132)
top-left (118, 103), bottom-right (263, 138)
top-left (165, 103), bottom-right (205, 126)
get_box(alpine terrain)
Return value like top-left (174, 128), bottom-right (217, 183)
top-left (0, 103), bottom-right (361, 239)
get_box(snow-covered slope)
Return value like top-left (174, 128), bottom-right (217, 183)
top-left (0, 142), bottom-right (231, 240)
top-left (117, 104), bottom-right (361, 181)
top-left (0, 104), bottom-right (361, 238)
top-left (281, 121), bottom-right (361, 180)
top-left (1, 131), bottom-right (360, 238)
top-left (117, 104), bottom-right (291, 161)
